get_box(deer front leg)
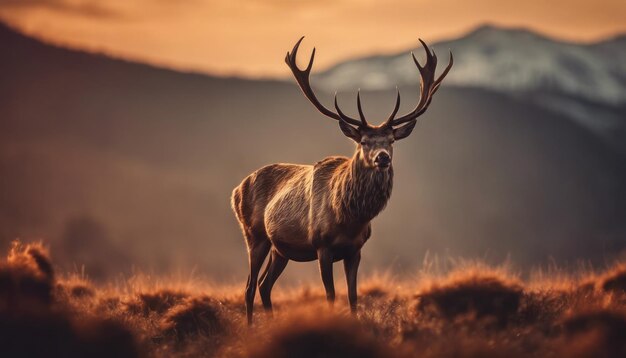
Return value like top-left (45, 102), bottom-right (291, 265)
top-left (318, 248), bottom-right (335, 304)
top-left (343, 250), bottom-right (361, 313)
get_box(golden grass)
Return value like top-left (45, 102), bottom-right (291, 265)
top-left (2, 240), bottom-right (626, 357)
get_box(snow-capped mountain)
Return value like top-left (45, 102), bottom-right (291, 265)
top-left (315, 25), bottom-right (626, 105)
top-left (313, 25), bottom-right (626, 154)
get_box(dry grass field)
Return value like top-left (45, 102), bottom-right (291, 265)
top-left (3, 241), bottom-right (626, 357)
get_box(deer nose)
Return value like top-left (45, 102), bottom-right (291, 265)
top-left (374, 152), bottom-right (391, 168)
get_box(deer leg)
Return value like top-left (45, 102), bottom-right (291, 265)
top-left (259, 250), bottom-right (289, 313)
top-left (258, 254), bottom-right (273, 287)
top-left (343, 250), bottom-right (361, 313)
top-left (318, 248), bottom-right (335, 305)
top-left (245, 239), bottom-right (270, 325)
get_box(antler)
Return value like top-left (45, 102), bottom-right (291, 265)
top-left (286, 37), bottom-right (365, 127)
top-left (384, 39), bottom-right (453, 127)
top-left (286, 37), bottom-right (452, 129)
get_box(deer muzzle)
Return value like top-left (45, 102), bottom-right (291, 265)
top-left (374, 151), bottom-right (391, 169)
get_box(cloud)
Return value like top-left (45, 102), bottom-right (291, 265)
top-left (0, 0), bottom-right (119, 18)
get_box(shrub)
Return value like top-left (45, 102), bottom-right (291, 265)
top-left (598, 264), bottom-right (626, 294)
top-left (417, 272), bottom-right (523, 324)
top-left (249, 313), bottom-right (393, 358)
top-left (0, 241), bottom-right (55, 309)
top-left (558, 310), bottom-right (626, 357)
top-left (125, 289), bottom-right (188, 316)
top-left (160, 296), bottom-right (226, 342)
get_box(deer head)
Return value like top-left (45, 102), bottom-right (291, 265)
top-left (285, 37), bottom-right (453, 170)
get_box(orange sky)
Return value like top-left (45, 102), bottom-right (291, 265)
top-left (1, 0), bottom-right (625, 78)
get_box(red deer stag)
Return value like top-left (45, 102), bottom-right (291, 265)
top-left (232, 37), bottom-right (453, 324)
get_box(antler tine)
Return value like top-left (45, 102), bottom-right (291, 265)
top-left (407, 51), bottom-right (455, 118)
top-left (356, 90), bottom-right (368, 126)
top-left (432, 51), bottom-right (454, 92)
top-left (334, 93), bottom-right (358, 126)
top-left (285, 37), bottom-right (362, 127)
top-left (387, 39), bottom-right (452, 127)
top-left (305, 47), bottom-right (315, 72)
top-left (285, 36), bottom-right (303, 65)
top-left (386, 87), bottom-right (401, 122)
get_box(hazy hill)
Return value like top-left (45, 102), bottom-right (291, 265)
top-left (1, 23), bottom-right (625, 280)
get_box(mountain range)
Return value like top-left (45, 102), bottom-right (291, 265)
top-left (315, 25), bottom-right (626, 154)
top-left (1, 22), bottom-right (625, 280)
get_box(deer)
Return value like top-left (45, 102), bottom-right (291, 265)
top-left (231, 37), bottom-right (453, 324)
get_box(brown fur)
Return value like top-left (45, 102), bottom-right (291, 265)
top-left (233, 151), bottom-right (393, 256)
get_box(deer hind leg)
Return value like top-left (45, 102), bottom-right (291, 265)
top-left (258, 253), bottom-right (273, 287)
top-left (259, 249), bottom-right (289, 313)
top-left (245, 236), bottom-right (270, 325)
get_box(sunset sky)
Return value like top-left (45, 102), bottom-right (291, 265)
top-left (1, 0), bottom-right (625, 78)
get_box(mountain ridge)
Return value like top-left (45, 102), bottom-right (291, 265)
top-left (315, 24), bottom-right (626, 103)
top-left (312, 24), bottom-right (626, 155)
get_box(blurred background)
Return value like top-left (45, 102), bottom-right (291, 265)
top-left (0, 0), bottom-right (625, 282)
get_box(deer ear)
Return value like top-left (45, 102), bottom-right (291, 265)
top-left (393, 120), bottom-right (417, 140)
top-left (339, 120), bottom-right (361, 142)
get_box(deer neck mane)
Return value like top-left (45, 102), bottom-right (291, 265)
top-left (332, 151), bottom-right (393, 224)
